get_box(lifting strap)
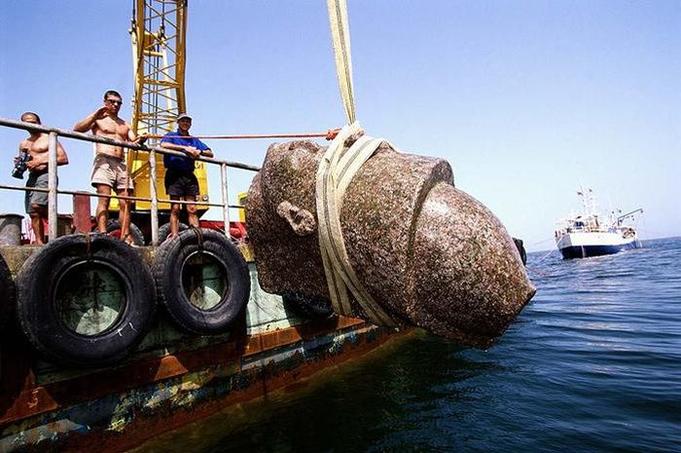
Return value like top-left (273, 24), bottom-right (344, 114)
top-left (315, 123), bottom-right (398, 327)
top-left (327, 0), bottom-right (356, 124)
top-left (321, 1), bottom-right (398, 326)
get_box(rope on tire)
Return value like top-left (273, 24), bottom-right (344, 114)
top-left (84, 232), bottom-right (92, 257)
top-left (190, 225), bottom-right (204, 249)
top-left (315, 122), bottom-right (398, 327)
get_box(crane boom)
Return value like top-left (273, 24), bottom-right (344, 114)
top-left (616, 208), bottom-right (643, 225)
top-left (130, 0), bottom-right (187, 137)
top-left (126, 0), bottom-right (209, 214)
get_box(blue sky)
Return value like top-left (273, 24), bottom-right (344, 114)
top-left (1, 1), bottom-right (679, 251)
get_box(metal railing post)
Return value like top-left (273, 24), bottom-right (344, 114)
top-left (47, 132), bottom-right (58, 241)
top-left (149, 149), bottom-right (159, 245)
top-left (220, 163), bottom-right (230, 234)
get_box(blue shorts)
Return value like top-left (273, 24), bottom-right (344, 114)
top-left (164, 169), bottom-right (199, 198)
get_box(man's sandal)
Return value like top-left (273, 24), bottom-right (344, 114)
top-left (122, 233), bottom-right (139, 248)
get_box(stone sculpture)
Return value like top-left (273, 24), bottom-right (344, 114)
top-left (246, 138), bottom-right (536, 348)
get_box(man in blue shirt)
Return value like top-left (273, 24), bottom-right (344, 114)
top-left (160, 113), bottom-right (214, 239)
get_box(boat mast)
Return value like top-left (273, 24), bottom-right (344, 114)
top-left (577, 187), bottom-right (601, 230)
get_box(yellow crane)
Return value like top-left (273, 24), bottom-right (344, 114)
top-left (127, 0), bottom-right (208, 213)
top-left (130, 0), bottom-right (187, 137)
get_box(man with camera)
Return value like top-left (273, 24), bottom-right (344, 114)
top-left (15, 112), bottom-right (69, 245)
top-left (73, 90), bottom-right (145, 245)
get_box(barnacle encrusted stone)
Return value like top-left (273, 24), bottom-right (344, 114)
top-left (247, 140), bottom-right (535, 348)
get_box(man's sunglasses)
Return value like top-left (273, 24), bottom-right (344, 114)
top-left (106, 99), bottom-right (123, 105)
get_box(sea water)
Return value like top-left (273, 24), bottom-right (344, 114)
top-left (136, 237), bottom-right (681, 452)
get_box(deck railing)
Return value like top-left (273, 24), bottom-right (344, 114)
top-left (0, 117), bottom-right (260, 245)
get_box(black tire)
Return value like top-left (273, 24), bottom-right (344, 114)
top-left (513, 237), bottom-right (528, 266)
top-left (283, 293), bottom-right (334, 319)
top-left (157, 222), bottom-right (189, 243)
top-left (106, 220), bottom-right (145, 246)
top-left (153, 228), bottom-right (250, 334)
top-left (15, 234), bottom-right (156, 367)
top-left (0, 253), bottom-right (14, 329)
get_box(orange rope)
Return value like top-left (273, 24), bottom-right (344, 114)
top-left (147, 128), bottom-right (342, 141)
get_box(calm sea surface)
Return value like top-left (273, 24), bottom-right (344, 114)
top-left (136, 237), bottom-right (681, 452)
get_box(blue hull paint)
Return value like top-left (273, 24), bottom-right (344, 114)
top-left (560, 241), bottom-right (639, 259)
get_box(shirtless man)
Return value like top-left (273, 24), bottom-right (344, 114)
top-left (17, 112), bottom-right (69, 245)
top-left (73, 90), bottom-right (144, 244)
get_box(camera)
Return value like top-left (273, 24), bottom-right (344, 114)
top-left (12, 150), bottom-right (31, 179)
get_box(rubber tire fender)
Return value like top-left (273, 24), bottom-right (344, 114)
top-left (105, 220), bottom-right (145, 246)
top-left (157, 222), bottom-right (189, 243)
top-left (0, 253), bottom-right (14, 329)
top-left (282, 293), bottom-right (333, 319)
top-left (15, 234), bottom-right (156, 367)
top-left (153, 228), bottom-right (250, 334)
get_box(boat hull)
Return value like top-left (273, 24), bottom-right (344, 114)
top-left (0, 251), bottom-right (405, 452)
top-left (557, 232), bottom-right (640, 259)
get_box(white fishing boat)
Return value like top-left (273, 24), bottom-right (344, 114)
top-left (554, 189), bottom-right (642, 259)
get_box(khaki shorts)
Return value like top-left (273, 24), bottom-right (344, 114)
top-left (91, 154), bottom-right (133, 191)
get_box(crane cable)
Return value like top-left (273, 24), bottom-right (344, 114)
top-left (315, 0), bottom-right (398, 327)
top-left (327, 0), bottom-right (356, 124)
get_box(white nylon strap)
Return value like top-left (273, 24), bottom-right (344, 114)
top-left (315, 122), bottom-right (397, 327)
top-left (327, 0), bottom-right (356, 124)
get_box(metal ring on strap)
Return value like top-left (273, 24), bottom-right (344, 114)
top-left (315, 122), bottom-right (398, 327)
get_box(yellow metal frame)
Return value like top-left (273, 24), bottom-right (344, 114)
top-left (237, 192), bottom-right (248, 222)
top-left (124, 0), bottom-right (208, 212)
